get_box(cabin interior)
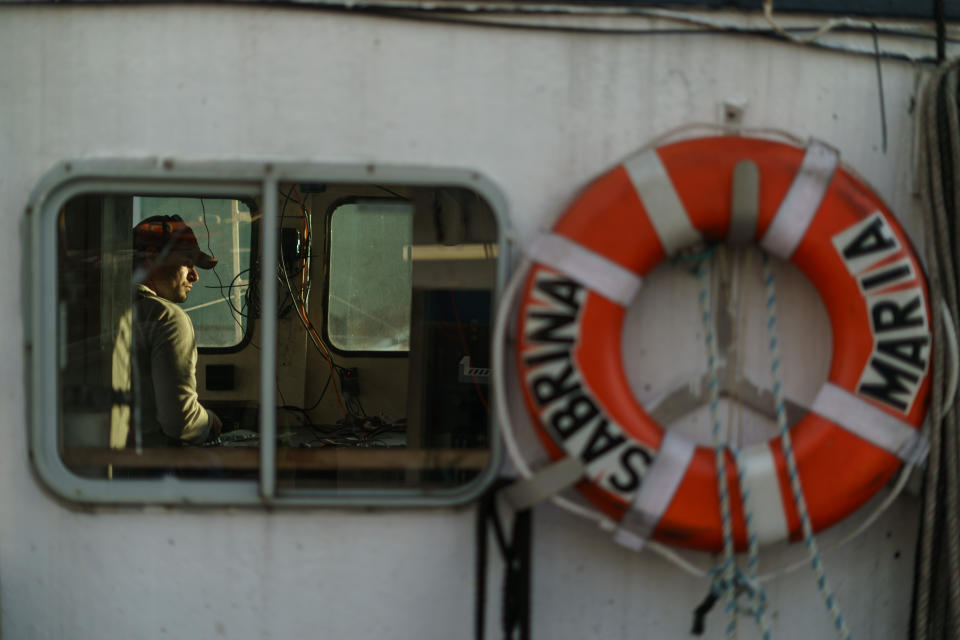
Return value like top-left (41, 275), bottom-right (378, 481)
top-left (56, 182), bottom-right (499, 490)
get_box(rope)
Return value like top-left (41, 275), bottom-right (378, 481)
top-left (762, 252), bottom-right (851, 640)
top-left (696, 253), bottom-right (771, 639)
top-left (494, 242), bottom-right (931, 589)
top-left (762, 0), bottom-right (849, 44)
top-left (487, 121), bottom-right (957, 634)
top-left (912, 55), bottom-right (960, 640)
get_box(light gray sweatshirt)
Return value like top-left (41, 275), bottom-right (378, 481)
top-left (111, 284), bottom-right (218, 447)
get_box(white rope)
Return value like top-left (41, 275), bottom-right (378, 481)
top-left (491, 129), bottom-right (935, 607)
top-left (761, 0), bottom-right (860, 44)
top-left (494, 230), bottom-right (924, 585)
top-left (697, 253), bottom-right (772, 639)
top-left (762, 253), bottom-right (851, 640)
top-left (492, 254), bottom-right (614, 522)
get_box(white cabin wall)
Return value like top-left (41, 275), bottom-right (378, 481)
top-left (1, 5), bottom-right (957, 639)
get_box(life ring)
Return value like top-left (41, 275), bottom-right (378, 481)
top-left (514, 135), bottom-right (932, 552)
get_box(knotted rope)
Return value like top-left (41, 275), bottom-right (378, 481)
top-left (696, 252), bottom-right (772, 639)
top-left (761, 252), bottom-right (851, 640)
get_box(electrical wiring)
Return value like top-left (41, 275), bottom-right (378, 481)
top-left (341, 374), bottom-right (369, 418)
top-left (376, 185), bottom-right (407, 199)
top-left (275, 184), bottom-right (348, 415)
top-left (278, 394), bottom-right (403, 448)
top-left (297, 187), bottom-right (313, 303)
top-left (244, 268), bottom-right (262, 320)
top-left (279, 404), bottom-right (315, 429)
top-left (282, 185), bottom-right (313, 300)
top-left (200, 198), bottom-right (248, 336)
top-left (14, 0), bottom-right (956, 62)
top-left (279, 267), bottom-right (344, 410)
top-left (100, 0), bottom-right (958, 41)
top-left (278, 241), bottom-right (348, 416)
top-left (354, 6), bottom-right (955, 65)
top-left (199, 267), bottom-right (254, 322)
top-left (304, 370), bottom-right (334, 411)
top-left (273, 217), bottom-right (369, 424)
top-left (278, 186), bottom-right (307, 282)
top-left (296, 415), bottom-right (405, 448)
top-left (224, 268), bottom-right (252, 318)
top-left (762, 0), bottom-right (858, 44)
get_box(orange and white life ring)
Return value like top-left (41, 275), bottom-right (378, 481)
top-left (513, 135), bottom-right (931, 552)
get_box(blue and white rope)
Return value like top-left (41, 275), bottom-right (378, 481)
top-left (696, 254), bottom-right (771, 639)
top-left (761, 251), bottom-right (852, 640)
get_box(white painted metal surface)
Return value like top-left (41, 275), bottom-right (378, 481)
top-left (1, 4), bottom-right (956, 639)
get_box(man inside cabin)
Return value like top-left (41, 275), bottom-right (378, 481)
top-left (110, 215), bottom-right (223, 448)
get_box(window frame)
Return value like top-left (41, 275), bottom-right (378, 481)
top-left (25, 158), bottom-right (508, 507)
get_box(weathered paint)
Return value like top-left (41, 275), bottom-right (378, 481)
top-left (1, 5), bottom-right (955, 639)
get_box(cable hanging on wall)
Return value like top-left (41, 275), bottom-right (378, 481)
top-left (911, 53), bottom-right (960, 640)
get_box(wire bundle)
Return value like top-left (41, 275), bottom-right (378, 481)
top-left (912, 56), bottom-right (960, 640)
top-left (278, 186), bottom-right (348, 416)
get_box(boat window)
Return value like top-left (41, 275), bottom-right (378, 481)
top-left (326, 200), bottom-right (414, 353)
top-left (28, 162), bottom-right (505, 505)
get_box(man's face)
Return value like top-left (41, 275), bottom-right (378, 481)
top-left (149, 253), bottom-right (199, 303)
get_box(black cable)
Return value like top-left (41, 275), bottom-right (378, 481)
top-left (277, 188), bottom-right (337, 376)
top-left (501, 509), bottom-right (532, 640)
top-left (279, 404), bottom-right (316, 429)
top-left (202, 267), bottom-right (253, 321)
top-left (349, 394), bottom-right (368, 417)
top-left (364, 8), bottom-right (943, 65)
top-left (691, 590), bottom-right (720, 635)
top-left (279, 185), bottom-right (308, 276)
top-left (475, 480), bottom-right (518, 640)
top-left (872, 24), bottom-right (888, 154)
top-left (222, 267), bottom-right (252, 318)
top-left (43, 0), bottom-right (960, 48)
top-left (936, 71), bottom-right (957, 240)
top-left (304, 370), bottom-right (333, 411)
top-left (487, 493), bottom-right (511, 559)
top-left (936, 0), bottom-right (947, 63)
top-left (376, 185), bottom-right (408, 199)
top-left (199, 199), bottom-right (247, 337)
top-left (475, 487), bottom-right (491, 640)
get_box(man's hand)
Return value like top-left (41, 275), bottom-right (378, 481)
top-left (208, 411), bottom-right (223, 440)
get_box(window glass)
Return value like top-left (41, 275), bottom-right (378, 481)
top-left (327, 201), bottom-right (414, 352)
top-left (57, 193), bottom-right (262, 481)
top-left (34, 165), bottom-right (503, 504)
top-left (281, 185), bottom-right (498, 492)
top-left (134, 197), bottom-right (253, 349)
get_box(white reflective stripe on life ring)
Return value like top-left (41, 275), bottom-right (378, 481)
top-left (502, 456), bottom-right (586, 512)
top-left (623, 149), bottom-right (702, 256)
top-left (760, 139), bottom-right (840, 260)
top-left (526, 233), bottom-right (642, 307)
top-left (614, 431), bottom-right (696, 551)
top-left (614, 439), bottom-right (791, 550)
top-left (811, 382), bottom-right (930, 464)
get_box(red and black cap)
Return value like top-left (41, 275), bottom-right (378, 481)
top-left (132, 215), bottom-right (218, 270)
